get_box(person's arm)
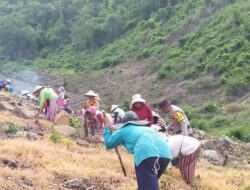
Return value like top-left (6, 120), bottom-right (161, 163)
top-left (39, 90), bottom-right (45, 110)
top-left (175, 111), bottom-right (188, 136)
top-left (147, 105), bottom-right (154, 125)
top-left (96, 113), bottom-right (104, 128)
top-left (103, 127), bottom-right (124, 149)
top-left (158, 118), bottom-right (167, 131)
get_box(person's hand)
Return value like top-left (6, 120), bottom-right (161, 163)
top-left (102, 111), bottom-right (113, 127)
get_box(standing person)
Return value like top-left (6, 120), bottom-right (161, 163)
top-left (82, 90), bottom-right (99, 110)
top-left (33, 86), bottom-right (58, 121)
top-left (57, 87), bottom-right (65, 109)
top-left (111, 105), bottom-right (125, 124)
top-left (3, 79), bottom-right (13, 93)
top-left (130, 94), bottom-right (153, 125)
top-left (158, 100), bottom-right (193, 136)
top-left (103, 111), bottom-right (172, 190)
top-left (0, 78), bottom-right (4, 91)
top-left (63, 95), bottom-right (72, 114)
top-left (166, 135), bottom-right (201, 184)
top-left (82, 91), bottom-right (98, 137)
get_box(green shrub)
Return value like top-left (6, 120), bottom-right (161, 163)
top-left (202, 103), bottom-right (218, 114)
top-left (216, 126), bottom-right (250, 142)
top-left (190, 119), bottom-right (211, 131)
top-left (49, 132), bottom-right (74, 145)
top-left (158, 71), bottom-right (167, 79)
top-left (121, 100), bottom-right (131, 111)
top-left (212, 118), bottom-right (230, 128)
top-left (229, 128), bottom-right (250, 142)
top-left (3, 123), bottom-right (21, 134)
top-left (136, 48), bottom-right (151, 59)
top-left (71, 116), bottom-right (83, 129)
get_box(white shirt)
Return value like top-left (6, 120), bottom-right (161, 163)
top-left (114, 107), bottom-right (125, 119)
top-left (167, 135), bottom-right (200, 158)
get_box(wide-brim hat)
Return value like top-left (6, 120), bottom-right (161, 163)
top-left (85, 90), bottom-right (97, 97)
top-left (6, 79), bottom-right (11, 83)
top-left (113, 120), bottom-right (150, 130)
top-left (21, 90), bottom-right (30, 96)
top-left (111, 105), bottom-right (119, 112)
top-left (32, 85), bottom-right (44, 94)
top-left (131, 97), bottom-right (146, 106)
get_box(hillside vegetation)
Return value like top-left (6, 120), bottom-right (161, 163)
top-left (0, 0), bottom-right (250, 141)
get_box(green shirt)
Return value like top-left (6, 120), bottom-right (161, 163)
top-left (39, 88), bottom-right (57, 109)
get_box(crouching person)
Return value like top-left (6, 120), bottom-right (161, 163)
top-left (166, 135), bottom-right (201, 184)
top-left (103, 111), bottom-right (172, 190)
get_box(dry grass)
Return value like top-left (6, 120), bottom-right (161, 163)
top-left (0, 139), bottom-right (136, 190)
top-left (0, 111), bottom-right (33, 127)
top-left (0, 138), bottom-right (249, 190)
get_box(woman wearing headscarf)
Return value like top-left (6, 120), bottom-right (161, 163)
top-left (130, 94), bottom-right (153, 125)
top-left (103, 111), bottom-right (172, 190)
top-left (85, 106), bottom-right (105, 136)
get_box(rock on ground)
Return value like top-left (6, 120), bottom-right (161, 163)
top-left (0, 94), bottom-right (11, 102)
top-left (63, 178), bottom-right (95, 190)
top-left (14, 106), bottom-right (36, 119)
top-left (89, 135), bottom-right (104, 144)
top-left (0, 101), bottom-right (15, 112)
top-left (202, 150), bottom-right (223, 164)
top-left (53, 125), bottom-right (76, 137)
top-left (54, 110), bottom-right (71, 126)
top-left (244, 143), bottom-right (250, 151)
top-left (76, 140), bottom-right (91, 147)
top-left (37, 120), bottom-right (53, 129)
top-left (27, 132), bottom-right (42, 140)
top-left (200, 139), bottom-right (215, 150)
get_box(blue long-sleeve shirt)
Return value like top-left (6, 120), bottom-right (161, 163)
top-left (104, 124), bottom-right (172, 166)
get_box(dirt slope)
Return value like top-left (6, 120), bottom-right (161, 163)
top-left (33, 60), bottom-right (223, 110)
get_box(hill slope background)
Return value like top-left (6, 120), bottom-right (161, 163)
top-left (0, 0), bottom-right (250, 141)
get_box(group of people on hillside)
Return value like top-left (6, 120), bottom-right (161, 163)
top-left (31, 86), bottom-right (200, 190)
top-left (76, 90), bottom-right (200, 189)
top-left (0, 78), bottom-right (13, 93)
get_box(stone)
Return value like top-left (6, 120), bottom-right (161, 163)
top-left (76, 140), bottom-right (91, 148)
top-left (219, 135), bottom-right (234, 148)
top-left (15, 131), bottom-right (28, 138)
top-left (0, 94), bottom-right (11, 101)
top-left (14, 106), bottom-right (36, 119)
top-left (0, 101), bottom-right (15, 112)
top-left (244, 143), bottom-right (250, 151)
top-left (200, 139), bottom-right (215, 150)
top-left (89, 135), bottom-right (104, 144)
top-left (202, 150), bottom-right (223, 164)
top-left (2, 159), bottom-right (18, 168)
top-left (192, 128), bottom-right (206, 139)
top-left (37, 120), bottom-right (53, 129)
top-left (27, 132), bottom-right (41, 140)
top-left (54, 125), bottom-right (76, 137)
top-left (64, 178), bottom-right (92, 189)
top-left (54, 110), bottom-right (71, 126)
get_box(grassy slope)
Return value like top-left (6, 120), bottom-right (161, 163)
top-left (0, 138), bottom-right (250, 190)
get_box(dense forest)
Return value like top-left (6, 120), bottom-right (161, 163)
top-left (0, 0), bottom-right (249, 97)
top-left (0, 0), bottom-right (250, 140)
